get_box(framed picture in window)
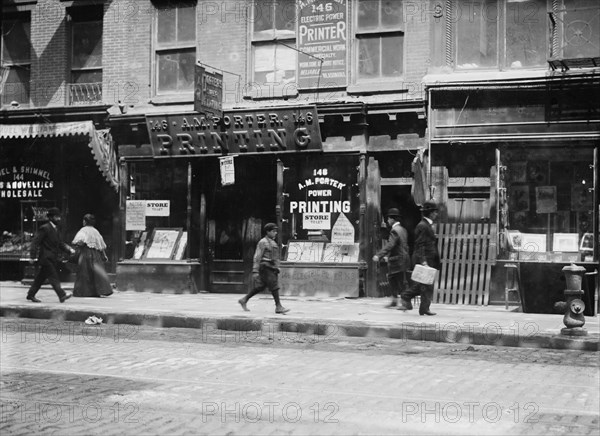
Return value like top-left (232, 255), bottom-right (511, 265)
top-left (143, 228), bottom-right (183, 260)
top-left (520, 233), bottom-right (546, 253)
top-left (509, 185), bottom-right (529, 212)
top-left (552, 233), bottom-right (579, 252)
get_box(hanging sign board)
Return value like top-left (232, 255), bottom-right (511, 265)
top-left (219, 156), bottom-right (235, 185)
top-left (126, 200), bottom-right (146, 231)
top-left (298, 0), bottom-right (348, 89)
top-left (331, 213), bottom-right (354, 245)
top-left (194, 62), bottom-right (223, 118)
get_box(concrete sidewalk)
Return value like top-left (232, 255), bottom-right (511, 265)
top-left (1, 281), bottom-right (598, 351)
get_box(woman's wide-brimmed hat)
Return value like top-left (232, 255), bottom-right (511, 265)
top-left (420, 201), bottom-right (438, 212)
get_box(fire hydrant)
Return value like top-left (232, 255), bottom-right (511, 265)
top-left (554, 264), bottom-right (587, 336)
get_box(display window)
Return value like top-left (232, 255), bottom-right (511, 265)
top-left (280, 154), bottom-right (360, 263)
top-left (499, 146), bottom-right (596, 262)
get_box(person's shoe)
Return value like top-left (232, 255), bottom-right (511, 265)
top-left (59, 292), bottom-right (72, 303)
top-left (26, 296), bottom-right (41, 303)
top-left (275, 306), bottom-right (290, 314)
top-left (397, 299), bottom-right (413, 311)
top-left (238, 298), bottom-right (249, 312)
top-left (419, 310), bottom-right (437, 316)
top-left (385, 300), bottom-right (398, 308)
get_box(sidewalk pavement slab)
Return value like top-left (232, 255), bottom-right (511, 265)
top-left (1, 281), bottom-right (598, 351)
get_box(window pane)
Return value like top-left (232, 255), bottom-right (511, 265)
top-left (275, 0), bottom-right (296, 33)
top-left (358, 37), bottom-right (380, 79)
top-left (1, 66), bottom-right (29, 106)
top-left (506, 0), bottom-right (547, 68)
top-left (72, 21), bottom-right (102, 69)
top-left (382, 35), bottom-right (403, 76)
top-left (177, 6), bottom-right (196, 42)
top-left (358, 0), bottom-right (379, 30)
top-left (562, 0), bottom-right (600, 59)
top-left (381, 0), bottom-right (403, 27)
top-left (157, 8), bottom-right (177, 43)
top-left (71, 70), bottom-right (102, 83)
top-left (2, 17), bottom-right (31, 64)
top-left (253, 2), bottom-right (274, 36)
top-left (253, 43), bottom-right (296, 84)
top-left (456, 0), bottom-right (498, 68)
top-left (157, 49), bottom-right (195, 93)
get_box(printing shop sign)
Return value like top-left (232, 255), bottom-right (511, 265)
top-left (285, 156), bottom-right (358, 240)
top-left (298, 0), bottom-right (348, 89)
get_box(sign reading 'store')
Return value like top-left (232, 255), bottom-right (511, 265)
top-left (146, 106), bottom-right (322, 157)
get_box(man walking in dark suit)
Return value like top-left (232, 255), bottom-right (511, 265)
top-left (399, 200), bottom-right (440, 315)
top-left (372, 208), bottom-right (410, 308)
top-left (27, 207), bottom-right (75, 303)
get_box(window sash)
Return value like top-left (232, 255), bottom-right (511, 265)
top-left (357, 0), bottom-right (404, 33)
top-left (251, 41), bottom-right (297, 84)
top-left (71, 20), bottom-right (103, 72)
top-left (357, 33), bottom-right (404, 80)
top-left (1, 66), bottom-right (30, 106)
top-left (1, 16), bottom-right (31, 65)
top-left (156, 48), bottom-right (196, 94)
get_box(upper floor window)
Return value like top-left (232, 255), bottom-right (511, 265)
top-left (452, 0), bottom-right (547, 70)
top-left (251, 0), bottom-right (297, 87)
top-left (550, 0), bottom-right (600, 60)
top-left (68, 6), bottom-right (103, 105)
top-left (1, 12), bottom-right (31, 107)
top-left (355, 0), bottom-right (404, 81)
top-left (154, 1), bottom-right (196, 96)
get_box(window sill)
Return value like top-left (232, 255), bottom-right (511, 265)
top-left (150, 94), bottom-right (194, 105)
top-left (243, 84), bottom-right (299, 101)
top-left (347, 81), bottom-right (409, 95)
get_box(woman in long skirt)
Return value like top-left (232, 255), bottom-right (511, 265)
top-left (72, 214), bottom-right (113, 297)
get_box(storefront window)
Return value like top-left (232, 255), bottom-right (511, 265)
top-left (281, 155), bottom-right (360, 263)
top-left (501, 147), bottom-right (595, 262)
top-left (125, 161), bottom-right (190, 260)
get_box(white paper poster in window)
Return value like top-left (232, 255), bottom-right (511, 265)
top-left (298, 0), bottom-right (348, 89)
top-left (331, 213), bottom-right (354, 245)
top-left (303, 212), bottom-right (330, 230)
top-left (220, 156), bottom-right (235, 186)
top-left (126, 200), bottom-right (146, 230)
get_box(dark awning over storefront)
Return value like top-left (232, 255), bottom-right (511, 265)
top-left (0, 121), bottom-right (119, 192)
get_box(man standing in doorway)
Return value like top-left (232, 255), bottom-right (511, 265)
top-left (372, 208), bottom-right (410, 309)
top-left (400, 200), bottom-right (440, 315)
top-left (238, 223), bottom-right (290, 314)
top-left (27, 207), bottom-right (75, 303)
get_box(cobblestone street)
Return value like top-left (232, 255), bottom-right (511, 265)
top-left (1, 318), bottom-right (598, 435)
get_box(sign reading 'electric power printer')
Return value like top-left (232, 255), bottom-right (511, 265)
top-left (147, 106), bottom-right (322, 157)
top-left (298, 0), bottom-right (348, 89)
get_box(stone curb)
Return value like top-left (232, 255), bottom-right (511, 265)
top-left (1, 305), bottom-right (598, 352)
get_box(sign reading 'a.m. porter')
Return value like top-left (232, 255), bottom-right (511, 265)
top-left (146, 106), bottom-right (322, 157)
top-left (298, 0), bottom-right (348, 89)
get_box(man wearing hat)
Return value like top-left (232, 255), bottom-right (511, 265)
top-left (238, 223), bottom-right (290, 314)
top-left (372, 208), bottom-right (411, 308)
top-left (401, 200), bottom-right (440, 315)
top-left (26, 207), bottom-right (75, 303)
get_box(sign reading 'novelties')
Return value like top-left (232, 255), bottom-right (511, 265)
top-left (146, 106), bottom-right (322, 157)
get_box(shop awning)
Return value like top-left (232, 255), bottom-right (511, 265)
top-left (0, 121), bottom-right (119, 192)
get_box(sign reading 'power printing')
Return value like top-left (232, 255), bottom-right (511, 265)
top-left (146, 106), bottom-right (322, 157)
top-left (298, 0), bottom-right (348, 89)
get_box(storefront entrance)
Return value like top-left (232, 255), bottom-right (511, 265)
top-left (205, 155), bottom-right (277, 293)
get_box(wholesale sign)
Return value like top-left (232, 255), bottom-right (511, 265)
top-left (298, 0), bottom-right (348, 89)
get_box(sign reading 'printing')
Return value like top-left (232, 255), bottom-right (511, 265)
top-left (298, 0), bottom-right (348, 89)
top-left (146, 106), bottom-right (322, 157)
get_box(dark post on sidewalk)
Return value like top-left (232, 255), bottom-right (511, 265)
top-left (556, 264), bottom-right (588, 336)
